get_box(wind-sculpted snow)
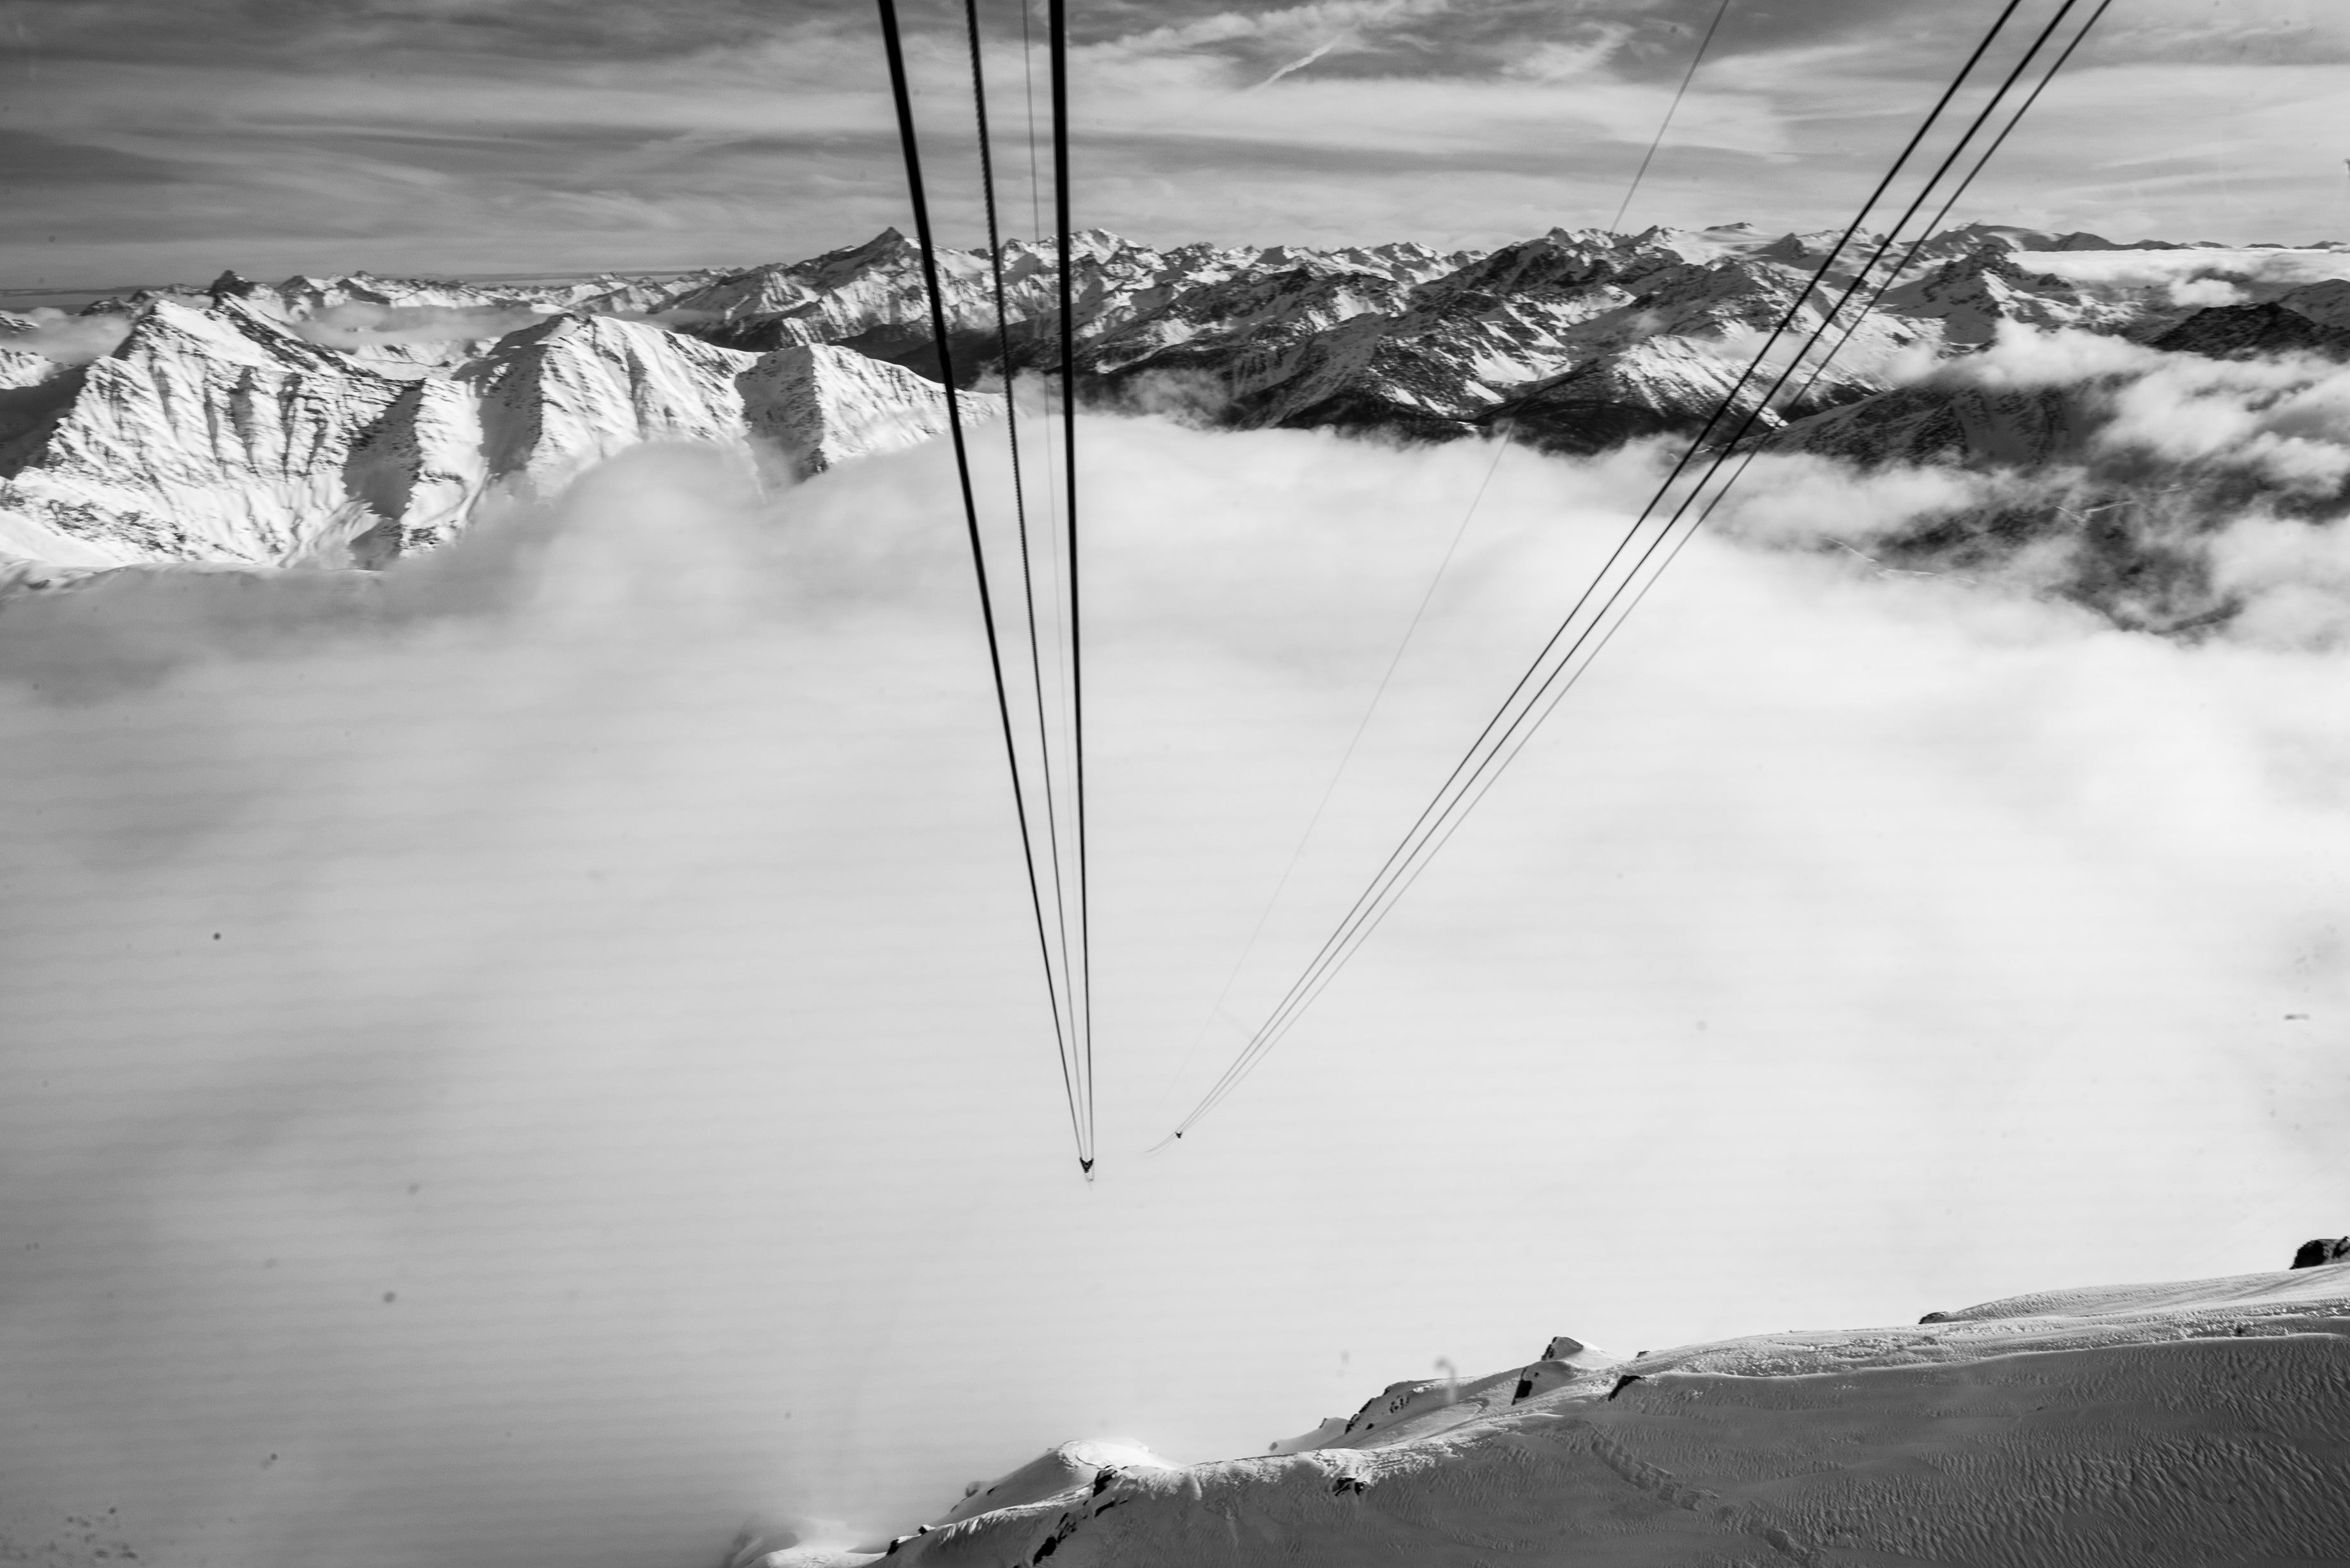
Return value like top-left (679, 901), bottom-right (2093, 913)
top-left (746, 1266), bottom-right (2350, 1568)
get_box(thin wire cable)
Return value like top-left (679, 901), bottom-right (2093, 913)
top-left (1048, 0), bottom-right (1096, 1173)
top-left (967, 0), bottom-right (1082, 1074)
top-left (1184, 0), bottom-right (2075, 1128)
top-left (1185, 0), bottom-right (2105, 1128)
top-left (876, 0), bottom-right (1088, 1167)
top-left (1168, 0), bottom-right (2042, 1139)
top-left (1153, 6), bottom-right (1742, 1136)
top-left (1775, 0), bottom-right (2111, 417)
top-left (1610, 0), bottom-right (1736, 234)
top-left (1149, 425), bottom-right (1508, 1126)
top-left (1664, 0), bottom-right (2112, 575)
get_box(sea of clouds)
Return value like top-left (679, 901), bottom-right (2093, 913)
top-left (1, 349), bottom-right (2346, 1566)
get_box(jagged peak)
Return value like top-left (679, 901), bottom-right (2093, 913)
top-left (96, 295), bottom-right (380, 381)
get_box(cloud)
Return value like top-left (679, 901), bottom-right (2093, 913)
top-left (0, 307), bottom-right (136, 363)
top-left (10, 0), bottom-right (2350, 287)
top-left (1893, 324), bottom-right (2350, 501)
top-left (2, 412), bottom-right (2346, 1564)
top-left (294, 300), bottom-right (556, 348)
top-left (2022, 248), bottom-right (2350, 294)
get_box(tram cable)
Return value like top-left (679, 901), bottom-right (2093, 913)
top-left (1165, 0), bottom-right (2069, 1142)
top-left (1152, 4), bottom-right (1746, 1135)
top-left (875, 0), bottom-right (1091, 1170)
top-left (1611, 0), bottom-right (1736, 236)
top-left (965, 0), bottom-right (1086, 1144)
top-left (1607, 0), bottom-right (2114, 686)
top-left (1769, 0), bottom-right (2114, 427)
top-left (1047, 0), bottom-right (1098, 1166)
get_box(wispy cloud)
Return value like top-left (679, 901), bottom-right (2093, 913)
top-left (3, 2), bottom-right (2345, 307)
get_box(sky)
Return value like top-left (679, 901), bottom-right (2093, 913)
top-left (3, 0), bottom-right (2349, 290)
top-left (3, 392), bottom-right (2346, 1565)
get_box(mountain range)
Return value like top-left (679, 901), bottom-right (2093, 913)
top-left (5, 223), bottom-right (2348, 624)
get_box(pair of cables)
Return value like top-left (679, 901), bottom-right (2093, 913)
top-left (1162, 0), bottom-right (2116, 1143)
top-left (876, 0), bottom-right (1095, 1173)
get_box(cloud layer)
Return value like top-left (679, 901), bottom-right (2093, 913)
top-left (1, 408), bottom-right (2345, 1565)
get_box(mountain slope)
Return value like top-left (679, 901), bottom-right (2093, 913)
top-left (745, 1263), bottom-right (2350, 1568)
top-left (0, 302), bottom-right (982, 574)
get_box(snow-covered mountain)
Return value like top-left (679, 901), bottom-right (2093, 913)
top-left (0, 287), bottom-right (973, 577)
top-left (735, 1261), bottom-right (2350, 1568)
top-left (4, 224), bottom-right (2346, 585)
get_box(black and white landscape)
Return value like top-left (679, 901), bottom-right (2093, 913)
top-left (5, 1), bottom-right (2350, 1565)
top-left (6, 215), bottom-right (2348, 1567)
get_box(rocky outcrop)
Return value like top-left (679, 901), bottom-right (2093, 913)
top-left (2150, 301), bottom-right (2350, 361)
top-left (2293, 1237), bottom-right (2350, 1269)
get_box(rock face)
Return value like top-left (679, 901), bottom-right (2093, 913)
top-left (2294, 1237), bottom-right (2350, 1269)
top-left (2149, 301), bottom-right (2350, 361)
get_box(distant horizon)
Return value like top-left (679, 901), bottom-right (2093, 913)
top-left (9, 216), bottom-right (2346, 314)
top-left (6, 0), bottom-right (2345, 296)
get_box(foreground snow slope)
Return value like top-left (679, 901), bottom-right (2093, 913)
top-left (761, 1264), bottom-right (2350, 1568)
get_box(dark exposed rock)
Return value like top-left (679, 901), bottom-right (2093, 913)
top-left (1763, 381), bottom-right (2090, 470)
top-left (2151, 301), bottom-right (2350, 361)
top-left (2291, 1237), bottom-right (2350, 1269)
top-left (2150, 301), bottom-right (2350, 361)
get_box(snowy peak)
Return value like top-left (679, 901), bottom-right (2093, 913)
top-left (740, 342), bottom-right (976, 478)
top-left (0, 295), bottom-right (992, 574)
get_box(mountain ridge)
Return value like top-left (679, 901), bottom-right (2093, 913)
top-left (4, 223), bottom-right (2347, 607)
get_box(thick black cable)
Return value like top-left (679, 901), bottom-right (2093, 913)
top-left (1048, 0), bottom-right (1096, 1173)
top-left (1610, 0), bottom-right (1736, 234)
top-left (1169, 0), bottom-right (2038, 1138)
top-left (1185, 0), bottom-right (2066, 1126)
top-left (876, 0), bottom-right (1088, 1168)
top-left (967, 0), bottom-right (1083, 1083)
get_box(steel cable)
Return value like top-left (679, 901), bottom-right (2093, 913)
top-left (1167, 0), bottom-right (2055, 1140)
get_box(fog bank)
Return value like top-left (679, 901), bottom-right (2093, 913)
top-left (1, 418), bottom-right (2345, 1566)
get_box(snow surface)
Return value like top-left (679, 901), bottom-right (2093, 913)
top-left (747, 1265), bottom-right (2350, 1567)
